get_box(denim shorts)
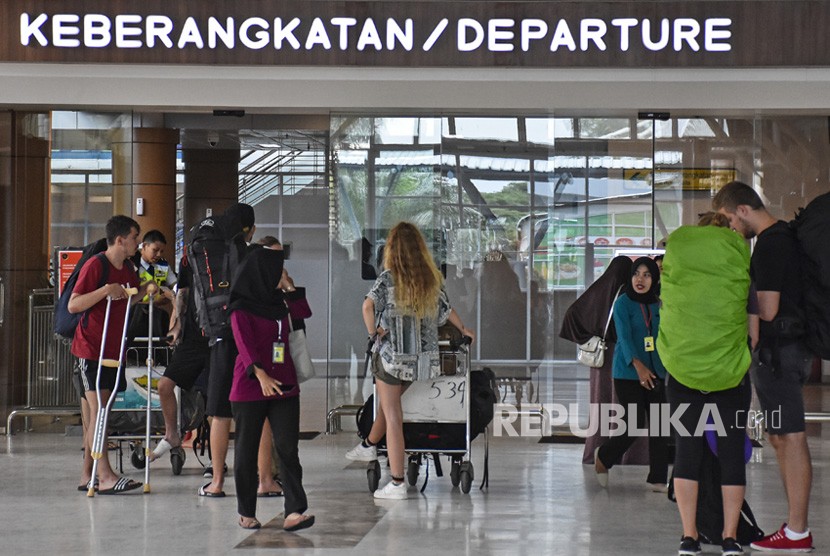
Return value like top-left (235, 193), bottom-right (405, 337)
top-left (371, 352), bottom-right (408, 386)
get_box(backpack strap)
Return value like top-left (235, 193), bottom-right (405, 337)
top-left (219, 242), bottom-right (232, 289)
top-left (80, 253), bottom-right (111, 330)
top-left (601, 285), bottom-right (624, 340)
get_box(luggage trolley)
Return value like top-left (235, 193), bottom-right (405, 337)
top-left (110, 340), bottom-right (187, 475)
top-left (366, 327), bottom-right (483, 494)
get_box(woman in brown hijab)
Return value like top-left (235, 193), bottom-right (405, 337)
top-left (560, 256), bottom-right (648, 464)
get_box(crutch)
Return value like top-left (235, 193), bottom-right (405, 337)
top-left (142, 293), bottom-right (155, 492)
top-left (88, 286), bottom-right (138, 497)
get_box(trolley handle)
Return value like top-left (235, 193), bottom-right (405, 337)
top-left (439, 335), bottom-right (473, 350)
top-left (133, 336), bottom-right (173, 343)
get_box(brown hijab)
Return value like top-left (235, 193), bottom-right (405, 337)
top-left (558, 256), bottom-right (632, 344)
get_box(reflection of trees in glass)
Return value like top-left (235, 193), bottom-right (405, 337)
top-left (335, 165), bottom-right (368, 247)
top-left (479, 182), bottom-right (531, 248)
top-left (377, 167), bottom-right (437, 227)
top-left (331, 116), bottom-right (374, 149)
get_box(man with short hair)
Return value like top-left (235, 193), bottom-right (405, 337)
top-left (713, 181), bottom-right (814, 552)
top-left (69, 215), bottom-right (154, 494)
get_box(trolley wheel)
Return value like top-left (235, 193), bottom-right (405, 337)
top-left (131, 446), bottom-right (146, 470)
top-left (459, 461), bottom-right (474, 494)
top-left (367, 460), bottom-right (381, 493)
top-left (171, 447), bottom-right (186, 476)
top-left (407, 457), bottom-right (420, 486)
top-left (450, 459), bottom-right (461, 487)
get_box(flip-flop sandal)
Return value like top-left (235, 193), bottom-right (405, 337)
top-left (77, 479), bottom-right (99, 492)
top-left (98, 476), bottom-right (142, 495)
top-left (150, 438), bottom-right (180, 462)
top-left (198, 482), bottom-right (226, 498)
top-left (239, 516), bottom-right (261, 530)
top-left (257, 490), bottom-right (284, 498)
top-left (283, 514), bottom-right (315, 532)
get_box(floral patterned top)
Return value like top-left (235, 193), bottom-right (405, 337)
top-left (367, 270), bottom-right (452, 381)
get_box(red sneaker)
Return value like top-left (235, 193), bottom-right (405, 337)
top-left (750, 524), bottom-right (814, 552)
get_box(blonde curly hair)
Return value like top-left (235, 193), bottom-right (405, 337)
top-left (383, 222), bottom-right (443, 319)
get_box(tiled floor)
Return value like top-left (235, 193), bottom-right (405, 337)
top-left (2, 408), bottom-right (828, 555)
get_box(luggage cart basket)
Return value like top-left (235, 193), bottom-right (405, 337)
top-left (110, 340), bottom-right (186, 475)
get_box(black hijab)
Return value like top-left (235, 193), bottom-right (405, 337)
top-left (559, 256), bottom-right (632, 344)
top-left (625, 257), bottom-right (660, 305)
top-left (229, 247), bottom-right (288, 321)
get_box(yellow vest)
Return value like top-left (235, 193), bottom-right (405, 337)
top-left (139, 261), bottom-right (170, 302)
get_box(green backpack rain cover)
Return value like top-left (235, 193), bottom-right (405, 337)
top-left (657, 226), bottom-right (752, 391)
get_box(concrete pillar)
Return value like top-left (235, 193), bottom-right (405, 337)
top-left (112, 128), bottom-right (179, 246)
top-left (181, 147), bottom-right (240, 237)
top-left (0, 111), bottom-right (51, 425)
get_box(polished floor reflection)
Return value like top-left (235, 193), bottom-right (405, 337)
top-left (2, 390), bottom-right (828, 555)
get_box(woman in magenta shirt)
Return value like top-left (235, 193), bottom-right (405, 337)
top-left (229, 246), bottom-right (314, 532)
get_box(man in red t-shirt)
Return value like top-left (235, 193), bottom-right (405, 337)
top-left (69, 215), bottom-right (155, 495)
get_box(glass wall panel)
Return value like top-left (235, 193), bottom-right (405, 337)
top-left (329, 113), bottom-right (830, 421)
top-left (236, 130), bottom-right (329, 360)
top-left (332, 116), bottom-right (562, 412)
top-left (50, 111), bottom-right (133, 248)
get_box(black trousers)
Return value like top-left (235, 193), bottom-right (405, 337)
top-left (597, 377), bottom-right (669, 484)
top-left (232, 396), bottom-right (307, 519)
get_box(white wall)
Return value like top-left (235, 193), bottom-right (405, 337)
top-left (2, 64), bottom-right (830, 113)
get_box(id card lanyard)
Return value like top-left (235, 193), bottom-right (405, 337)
top-left (272, 320), bottom-right (285, 364)
top-left (640, 304), bottom-right (655, 352)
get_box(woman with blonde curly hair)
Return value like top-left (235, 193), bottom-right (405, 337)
top-left (345, 222), bottom-right (475, 499)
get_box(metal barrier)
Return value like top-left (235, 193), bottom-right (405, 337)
top-left (326, 404), bottom-right (363, 434)
top-left (6, 289), bottom-right (80, 434)
top-left (749, 410), bottom-right (830, 444)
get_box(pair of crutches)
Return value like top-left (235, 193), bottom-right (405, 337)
top-left (88, 285), bottom-right (156, 496)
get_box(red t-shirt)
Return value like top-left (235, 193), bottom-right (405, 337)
top-left (70, 255), bottom-right (140, 361)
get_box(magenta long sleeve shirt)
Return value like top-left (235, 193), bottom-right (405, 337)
top-left (229, 294), bottom-right (312, 403)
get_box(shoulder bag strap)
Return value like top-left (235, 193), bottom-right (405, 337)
top-left (601, 285), bottom-right (624, 340)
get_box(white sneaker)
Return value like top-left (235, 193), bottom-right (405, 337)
top-left (373, 480), bottom-right (407, 500)
top-left (648, 482), bottom-right (669, 493)
top-left (345, 442), bottom-right (377, 462)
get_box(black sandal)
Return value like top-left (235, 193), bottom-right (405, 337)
top-left (283, 514), bottom-right (315, 532)
top-left (239, 516), bottom-right (261, 530)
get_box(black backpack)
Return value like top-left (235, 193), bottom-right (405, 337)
top-left (54, 239), bottom-right (110, 339)
top-left (668, 446), bottom-right (764, 546)
top-left (790, 191), bottom-right (830, 359)
top-left (187, 215), bottom-right (247, 344)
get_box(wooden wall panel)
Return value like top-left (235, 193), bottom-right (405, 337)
top-left (0, 2), bottom-right (828, 68)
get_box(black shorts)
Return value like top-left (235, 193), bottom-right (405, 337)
top-left (666, 373), bottom-right (752, 486)
top-left (752, 341), bottom-right (812, 434)
top-left (163, 336), bottom-right (210, 391)
top-left (73, 358), bottom-right (127, 397)
top-left (206, 338), bottom-right (238, 418)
